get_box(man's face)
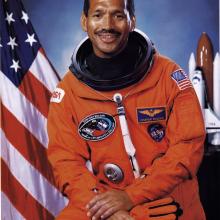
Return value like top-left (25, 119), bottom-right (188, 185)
top-left (81, 0), bottom-right (135, 58)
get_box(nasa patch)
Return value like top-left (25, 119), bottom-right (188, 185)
top-left (78, 113), bottom-right (116, 141)
top-left (50, 88), bottom-right (65, 103)
top-left (137, 107), bottom-right (166, 123)
top-left (148, 123), bottom-right (165, 142)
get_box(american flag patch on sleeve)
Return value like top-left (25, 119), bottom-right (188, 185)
top-left (171, 69), bottom-right (192, 90)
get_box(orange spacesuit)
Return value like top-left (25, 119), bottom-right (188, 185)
top-left (47, 30), bottom-right (206, 219)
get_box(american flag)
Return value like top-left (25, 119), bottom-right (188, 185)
top-left (0, 0), bottom-right (67, 219)
top-left (171, 69), bottom-right (193, 91)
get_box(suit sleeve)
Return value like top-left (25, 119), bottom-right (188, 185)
top-left (47, 84), bottom-right (104, 210)
top-left (125, 70), bottom-right (206, 206)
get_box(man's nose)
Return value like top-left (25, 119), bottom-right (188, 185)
top-left (102, 14), bottom-right (113, 30)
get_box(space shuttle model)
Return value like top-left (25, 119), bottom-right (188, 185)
top-left (189, 33), bottom-right (220, 149)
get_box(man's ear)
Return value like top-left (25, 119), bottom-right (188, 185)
top-left (130, 16), bottom-right (136, 32)
top-left (81, 13), bottom-right (88, 32)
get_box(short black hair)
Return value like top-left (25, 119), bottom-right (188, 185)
top-left (83, 0), bottom-right (135, 17)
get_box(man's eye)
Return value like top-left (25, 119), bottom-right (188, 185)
top-left (115, 14), bottom-right (125, 19)
top-left (93, 14), bottom-right (101, 18)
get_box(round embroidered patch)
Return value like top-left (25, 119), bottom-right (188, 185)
top-left (148, 123), bottom-right (165, 142)
top-left (78, 113), bottom-right (116, 141)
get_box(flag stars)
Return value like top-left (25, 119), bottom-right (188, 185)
top-left (5, 12), bottom-right (15, 25)
top-left (10, 59), bottom-right (21, 72)
top-left (21, 11), bottom-right (29, 24)
top-left (7, 37), bottom-right (18, 50)
top-left (25, 33), bottom-right (37, 46)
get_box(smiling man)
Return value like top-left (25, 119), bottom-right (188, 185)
top-left (47, 0), bottom-right (206, 219)
top-left (81, 0), bottom-right (135, 58)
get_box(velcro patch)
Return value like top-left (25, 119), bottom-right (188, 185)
top-left (137, 107), bottom-right (166, 123)
top-left (50, 88), bottom-right (65, 103)
top-left (171, 69), bottom-right (192, 90)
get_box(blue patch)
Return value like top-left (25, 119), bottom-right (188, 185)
top-left (78, 113), bottom-right (116, 141)
top-left (137, 107), bottom-right (166, 123)
top-left (171, 70), bottom-right (187, 82)
top-left (148, 124), bottom-right (165, 142)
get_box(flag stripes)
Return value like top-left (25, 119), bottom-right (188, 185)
top-left (1, 104), bottom-right (54, 184)
top-left (1, 192), bottom-right (25, 220)
top-left (177, 80), bottom-right (193, 90)
top-left (1, 130), bottom-right (67, 217)
top-left (19, 70), bottom-right (51, 118)
top-left (29, 50), bottom-right (60, 93)
top-left (1, 159), bottom-right (55, 220)
top-left (0, 70), bottom-right (48, 147)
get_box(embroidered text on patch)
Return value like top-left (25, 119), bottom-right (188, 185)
top-left (171, 70), bottom-right (192, 90)
top-left (137, 107), bottom-right (166, 123)
top-left (50, 88), bottom-right (65, 103)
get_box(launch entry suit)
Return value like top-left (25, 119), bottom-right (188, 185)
top-left (47, 31), bottom-right (206, 220)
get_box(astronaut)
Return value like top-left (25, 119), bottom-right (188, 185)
top-left (47, 0), bottom-right (206, 219)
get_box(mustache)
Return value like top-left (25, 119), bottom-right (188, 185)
top-left (96, 29), bottom-right (121, 35)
